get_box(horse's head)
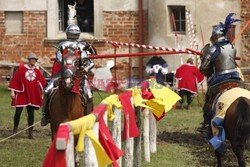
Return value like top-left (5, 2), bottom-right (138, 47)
top-left (61, 52), bottom-right (81, 91)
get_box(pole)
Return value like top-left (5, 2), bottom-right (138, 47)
top-left (138, 0), bottom-right (143, 81)
top-left (128, 46), bottom-right (132, 88)
top-left (232, 20), bottom-right (250, 44)
top-left (200, 26), bottom-right (205, 47)
top-left (90, 51), bottom-right (191, 59)
top-left (114, 46), bottom-right (117, 93)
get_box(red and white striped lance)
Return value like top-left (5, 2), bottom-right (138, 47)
top-left (99, 40), bottom-right (193, 54)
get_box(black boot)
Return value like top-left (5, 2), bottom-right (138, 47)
top-left (12, 126), bottom-right (18, 135)
top-left (41, 112), bottom-right (48, 126)
top-left (13, 107), bottom-right (22, 136)
top-left (84, 99), bottom-right (93, 115)
top-left (186, 104), bottom-right (192, 110)
top-left (197, 100), bottom-right (211, 134)
top-left (28, 127), bottom-right (33, 139)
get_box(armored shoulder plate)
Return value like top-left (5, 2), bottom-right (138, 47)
top-left (208, 45), bottom-right (217, 55)
top-left (56, 50), bottom-right (63, 64)
top-left (199, 45), bottom-right (216, 77)
top-left (77, 42), bottom-right (88, 51)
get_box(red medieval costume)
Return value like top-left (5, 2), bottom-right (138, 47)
top-left (9, 64), bottom-right (46, 108)
top-left (175, 63), bottom-right (204, 94)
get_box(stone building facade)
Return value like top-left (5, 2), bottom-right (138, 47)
top-left (0, 0), bottom-right (249, 85)
top-left (0, 0), bottom-right (148, 82)
top-left (240, 0), bottom-right (250, 84)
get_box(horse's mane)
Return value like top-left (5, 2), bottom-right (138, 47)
top-left (67, 2), bottom-right (78, 26)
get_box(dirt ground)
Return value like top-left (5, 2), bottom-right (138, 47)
top-left (158, 130), bottom-right (250, 167)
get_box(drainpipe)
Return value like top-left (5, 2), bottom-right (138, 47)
top-left (138, 0), bottom-right (143, 80)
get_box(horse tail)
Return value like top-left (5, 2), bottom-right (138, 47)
top-left (235, 97), bottom-right (250, 141)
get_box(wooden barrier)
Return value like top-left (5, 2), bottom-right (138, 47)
top-left (83, 122), bottom-right (99, 167)
top-left (44, 79), bottom-right (181, 167)
top-left (53, 106), bottom-right (158, 167)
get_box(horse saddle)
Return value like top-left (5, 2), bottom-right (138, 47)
top-left (208, 79), bottom-right (245, 112)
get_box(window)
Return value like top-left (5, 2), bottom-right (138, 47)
top-left (5, 11), bottom-right (23, 34)
top-left (59, 0), bottom-right (94, 33)
top-left (58, 0), bottom-right (65, 32)
top-left (169, 6), bottom-right (186, 34)
top-left (47, 0), bottom-right (102, 39)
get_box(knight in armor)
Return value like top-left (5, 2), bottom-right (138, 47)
top-left (41, 24), bottom-right (95, 126)
top-left (197, 13), bottom-right (241, 134)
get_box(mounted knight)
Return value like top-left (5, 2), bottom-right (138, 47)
top-left (197, 13), bottom-right (244, 133)
top-left (41, 21), bottom-right (96, 126)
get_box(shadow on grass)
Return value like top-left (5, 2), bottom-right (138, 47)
top-left (158, 131), bottom-right (250, 167)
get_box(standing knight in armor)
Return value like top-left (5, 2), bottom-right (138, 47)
top-left (197, 13), bottom-right (241, 133)
top-left (41, 24), bottom-right (95, 126)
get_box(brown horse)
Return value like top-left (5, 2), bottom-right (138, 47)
top-left (49, 52), bottom-right (85, 139)
top-left (213, 93), bottom-right (250, 167)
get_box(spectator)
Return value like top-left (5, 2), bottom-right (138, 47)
top-left (175, 58), bottom-right (204, 110)
top-left (145, 55), bottom-right (168, 85)
top-left (9, 53), bottom-right (46, 139)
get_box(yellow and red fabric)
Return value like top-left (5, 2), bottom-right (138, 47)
top-left (43, 124), bottom-right (70, 167)
top-left (119, 91), bottom-right (140, 140)
top-left (43, 78), bottom-right (181, 167)
top-left (130, 79), bottom-right (181, 120)
top-left (68, 114), bottom-right (113, 167)
top-left (101, 94), bottom-right (122, 121)
top-left (94, 103), bottom-right (124, 167)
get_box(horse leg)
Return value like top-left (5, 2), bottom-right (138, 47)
top-left (50, 124), bottom-right (55, 141)
top-left (231, 140), bottom-right (246, 167)
top-left (215, 150), bottom-right (222, 167)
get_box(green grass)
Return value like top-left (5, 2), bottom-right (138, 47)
top-left (0, 86), bottom-right (249, 167)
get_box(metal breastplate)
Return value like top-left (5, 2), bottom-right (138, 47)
top-left (214, 43), bottom-right (236, 74)
top-left (56, 41), bottom-right (89, 62)
top-left (60, 41), bottom-right (79, 52)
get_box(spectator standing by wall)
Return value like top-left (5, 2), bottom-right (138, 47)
top-left (175, 58), bottom-right (204, 109)
top-left (9, 53), bottom-right (46, 139)
top-left (145, 55), bottom-right (168, 85)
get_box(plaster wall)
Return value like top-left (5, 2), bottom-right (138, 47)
top-left (0, 0), bottom-right (47, 11)
top-left (148, 0), bottom-right (241, 72)
top-left (102, 0), bottom-right (148, 11)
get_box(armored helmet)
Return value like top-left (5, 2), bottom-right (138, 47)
top-left (66, 24), bottom-right (80, 40)
top-left (210, 25), bottom-right (225, 44)
top-left (210, 13), bottom-right (240, 44)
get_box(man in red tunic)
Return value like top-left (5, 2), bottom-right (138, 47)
top-left (9, 53), bottom-right (46, 139)
top-left (175, 58), bottom-right (205, 109)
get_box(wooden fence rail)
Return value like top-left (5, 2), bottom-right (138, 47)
top-left (53, 107), bottom-right (157, 167)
